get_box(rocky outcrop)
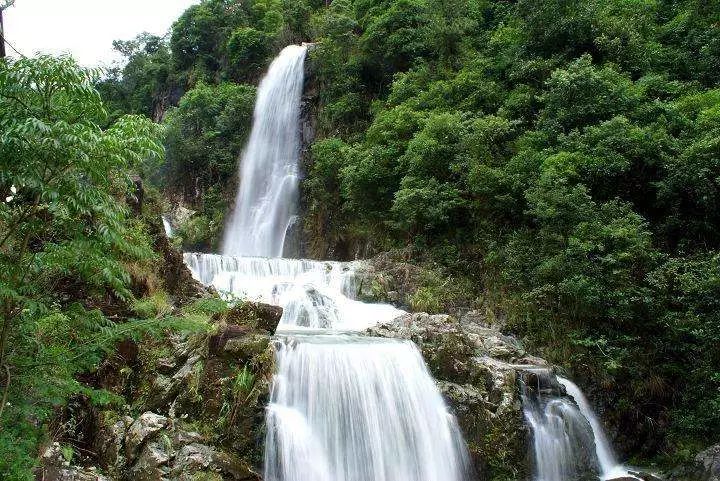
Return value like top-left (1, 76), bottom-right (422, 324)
top-left (38, 443), bottom-right (110, 481)
top-left (294, 44), bottom-right (319, 259)
top-left (368, 312), bottom-right (547, 481)
top-left (40, 301), bottom-right (281, 481)
top-left (348, 253), bottom-right (486, 319)
top-left (695, 446), bottom-right (720, 481)
top-left (94, 410), bottom-right (256, 481)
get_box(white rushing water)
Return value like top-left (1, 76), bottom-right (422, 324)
top-left (521, 371), bottom-right (637, 481)
top-left (521, 372), bottom-right (598, 481)
top-left (161, 215), bottom-right (173, 238)
top-left (183, 253), bottom-right (404, 331)
top-left (222, 44), bottom-right (307, 257)
top-left (184, 44), bottom-right (471, 481)
top-left (265, 335), bottom-right (472, 481)
top-left (559, 377), bottom-right (632, 480)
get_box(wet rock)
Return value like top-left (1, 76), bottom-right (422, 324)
top-left (348, 256), bottom-right (424, 306)
top-left (125, 412), bottom-right (169, 460)
top-left (171, 443), bottom-right (215, 473)
top-left (627, 471), bottom-right (665, 481)
top-left (667, 446), bottom-right (720, 481)
top-left (209, 324), bottom-right (254, 355)
top-left (130, 441), bottom-right (171, 481)
top-left (222, 302), bottom-right (283, 334)
top-left (211, 451), bottom-right (258, 480)
top-left (170, 443), bottom-right (258, 480)
top-left (369, 312), bottom-right (531, 480)
top-left (94, 412), bottom-right (133, 470)
top-left (223, 334), bottom-right (271, 362)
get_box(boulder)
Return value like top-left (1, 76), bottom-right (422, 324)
top-left (171, 443), bottom-right (215, 473)
top-left (222, 302), bottom-right (283, 334)
top-left (94, 412), bottom-right (133, 470)
top-left (667, 446), bottom-right (720, 481)
top-left (223, 334), bottom-right (271, 362)
top-left (37, 443), bottom-right (110, 481)
top-left (125, 412), bottom-right (169, 460)
top-left (368, 312), bottom-right (531, 481)
top-left (130, 441), bottom-right (171, 481)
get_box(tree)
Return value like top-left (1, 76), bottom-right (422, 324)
top-left (0, 55), bottom-right (164, 478)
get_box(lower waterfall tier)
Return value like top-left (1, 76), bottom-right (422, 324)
top-left (264, 334), bottom-right (472, 481)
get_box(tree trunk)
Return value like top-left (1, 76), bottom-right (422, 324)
top-left (0, 8), bottom-right (6, 59)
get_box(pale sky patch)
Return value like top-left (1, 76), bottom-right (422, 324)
top-left (3, 0), bottom-right (200, 66)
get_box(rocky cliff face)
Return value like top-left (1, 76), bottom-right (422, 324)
top-left (38, 301), bottom-right (282, 481)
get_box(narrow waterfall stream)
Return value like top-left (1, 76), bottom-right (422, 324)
top-left (222, 44), bottom-right (307, 258)
top-left (184, 44), bottom-right (472, 481)
top-left (558, 378), bottom-right (632, 480)
top-left (520, 370), bottom-right (634, 481)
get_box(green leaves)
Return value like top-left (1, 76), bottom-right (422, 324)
top-left (0, 56), bottom-right (170, 479)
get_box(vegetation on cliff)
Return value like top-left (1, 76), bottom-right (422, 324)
top-left (2, 0), bottom-right (716, 474)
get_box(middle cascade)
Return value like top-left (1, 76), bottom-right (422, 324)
top-left (185, 43), bottom-right (472, 481)
top-left (184, 252), bottom-right (473, 481)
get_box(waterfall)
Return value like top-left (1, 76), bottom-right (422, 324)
top-left (222, 44), bottom-right (307, 257)
top-left (161, 215), bottom-right (173, 237)
top-left (558, 377), bottom-right (631, 480)
top-left (184, 44), bottom-right (471, 481)
top-left (521, 370), bottom-right (634, 481)
top-left (265, 335), bottom-right (471, 481)
top-left (183, 253), bottom-right (404, 330)
top-left (521, 370), bottom-right (599, 481)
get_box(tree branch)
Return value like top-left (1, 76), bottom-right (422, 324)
top-left (0, 364), bottom-right (11, 428)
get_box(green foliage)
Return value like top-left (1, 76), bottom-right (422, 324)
top-left (162, 81), bottom-right (255, 248)
top-left (98, 33), bottom-right (174, 122)
top-left (0, 55), bottom-right (200, 479)
top-left (226, 27), bottom-right (270, 76)
top-left (132, 291), bottom-right (173, 318)
top-left (233, 365), bottom-right (256, 398)
top-left (97, 0), bottom-right (720, 467)
top-left (299, 0), bottom-right (720, 463)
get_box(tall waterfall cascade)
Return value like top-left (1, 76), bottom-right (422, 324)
top-left (222, 44), bottom-right (307, 258)
top-left (182, 43), bottom-right (633, 481)
top-left (183, 44), bottom-right (472, 481)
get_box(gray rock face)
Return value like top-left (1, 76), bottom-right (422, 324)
top-left (91, 410), bottom-right (258, 481)
top-left (130, 441), bottom-right (171, 481)
top-left (125, 412), bottom-right (169, 459)
top-left (37, 444), bottom-right (110, 481)
top-left (223, 334), bottom-right (271, 361)
top-left (697, 445), bottom-right (720, 481)
top-left (95, 413), bottom-right (134, 471)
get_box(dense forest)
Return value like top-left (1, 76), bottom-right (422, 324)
top-left (1, 0), bottom-right (720, 478)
